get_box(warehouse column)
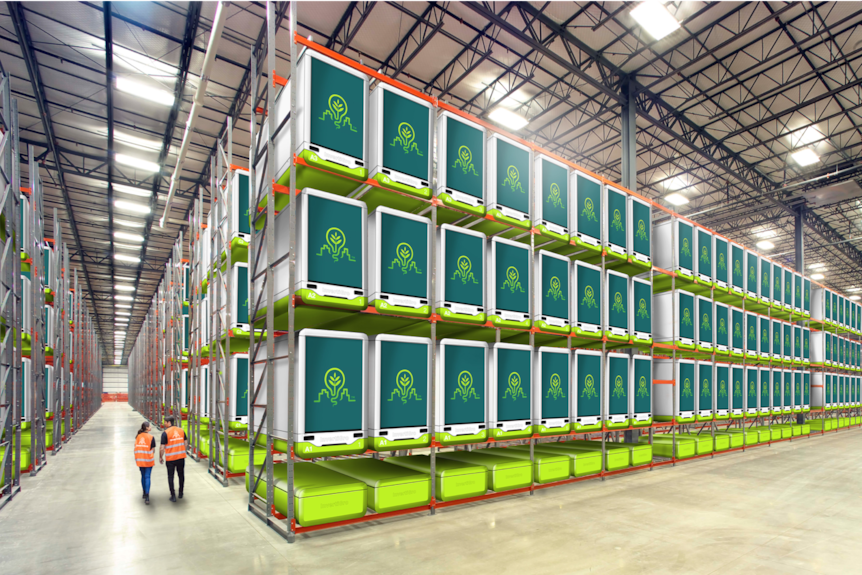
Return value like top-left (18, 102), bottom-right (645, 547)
top-left (796, 206), bottom-right (805, 425)
top-left (621, 77), bottom-right (640, 445)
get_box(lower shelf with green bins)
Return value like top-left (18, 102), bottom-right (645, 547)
top-left (437, 450), bottom-right (533, 492)
top-left (315, 458), bottom-right (431, 514)
top-left (510, 442), bottom-right (602, 478)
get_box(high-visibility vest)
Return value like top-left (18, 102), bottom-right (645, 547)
top-left (134, 433), bottom-right (155, 467)
top-left (164, 426), bottom-right (186, 461)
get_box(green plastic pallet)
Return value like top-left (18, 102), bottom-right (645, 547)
top-left (315, 459), bottom-right (431, 514)
top-left (438, 451), bottom-right (533, 492)
top-left (642, 436), bottom-right (695, 459)
top-left (483, 447), bottom-right (569, 484)
top-left (510, 444), bottom-right (602, 477)
top-left (386, 455), bottom-right (487, 502)
top-left (565, 439), bottom-right (651, 467)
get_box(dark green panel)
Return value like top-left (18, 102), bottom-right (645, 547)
top-left (746, 252), bottom-right (758, 296)
top-left (772, 319), bottom-right (781, 356)
top-left (698, 362), bottom-right (712, 411)
top-left (540, 159), bottom-right (568, 229)
top-left (606, 187), bottom-right (627, 249)
top-left (732, 367), bottom-right (744, 410)
top-left (793, 326), bottom-right (801, 360)
top-left (235, 357), bottom-right (248, 418)
top-left (444, 344), bottom-right (485, 425)
top-left (309, 56), bottom-right (365, 159)
top-left (782, 323), bottom-right (791, 358)
top-left (307, 194), bottom-right (363, 289)
top-left (304, 336), bottom-right (363, 433)
top-left (444, 228), bottom-right (484, 306)
top-left (804, 279), bottom-right (811, 313)
top-left (715, 304), bottom-right (728, 348)
top-left (576, 264), bottom-right (601, 326)
top-left (381, 212), bottom-right (428, 298)
top-left (773, 370), bottom-right (782, 408)
top-left (236, 265), bottom-right (249, 324)
top-left (714, 238), bottom-right (728, 284)
top-left (772, 262), bottom-right (782, 301)
top-left (496, 347), bottom-right (531, 421)
top-left (760, 369), bottom-right (770, 409)
top-left (760, 261), bottom-right (770, 297)
top-left (678, 291), bottom-right (695, 341)
top-left (495, 241), bottom-right (529, 314)
top-left (679, 362), bottom-right (695, 413)
top-left (697, 230), bottom-right (711, 278)
top-left (382, 89), bottom-right (431, 181)
top-left (445, 116), bottom-right (484, 199)
top-left (698, 297), bottom-right (712, 345)
top-left (746, 313), bottom-right (757, 354)
top-left (794, 372), bottom-right (802, 406)
top-left (576, 353), bottom-right (601, 418)
top-left (494, 139), bottom-right (530, 214)
top-left (732, 308), bottom-right (744, 350)
top-left (237, 173), bottom-right (251, 236)
top-left (794, 275), bottom-right (802, 310)
top-left (540, 352), bottom-right (569, 419)
top-left (783, 371), bottom-right (792, 406)
top-left (716, 365), bottom-right (729, 410)
top-left (759, 317), bottom-right (769, 355)
top-left (731, 245), bottom-right (744, 291)
top-left (631, 199), bottom-right (650, 258)
top-left (607, 355), bottom-right (628, 417)
top-left (541, 254), bottom-right (569, 321)
top-left (379, 340), bottom-right (428, 429)
top-left (575, 174), bottom-right (601, 241)
top-left (633, 358), bottom-right (651, 414)
top-left (678, 221), bottom-right (693, 272)
top-left (633, 280), bottom-right (651, 336)
top-left (783, 268), bottom-right (792, 306)
top-left (825, 290), bottom-right (832, 321)
top-left (607, 273), bottom-right (628, 331)
top-left (746, 367), bottom-right (757, 410)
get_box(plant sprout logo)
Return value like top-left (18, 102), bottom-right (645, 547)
top-left (785, 334), bottom-right (790, 348)
top-left (451, 371), bottom-right (480, 402)
top-left (546, 276), bottom-right (565, 302)
top-left (501, 266), bottom-right (525, 293)
top-left (748, 325), bottom-right (755, 341)
top-left (636, 220), bottom-right (648, 241)
top-left (502, 165), bottom-right (524, 194)
top-left (682, 307), bottom-right (693, 327)
top-left (719, 380), bottom-right (727, 397)
top-left (612, 375), bottom-right (626, 398)
top-left (796, 336), bottom-right (800, 351)
top-left (582, 197), bottom-right (598, 222)
top-left (452, 145), bottom-right (479, 176)
top-left (733, 259), bottom-right (742, 278)
top-left (388, 242), bottom-right (422, 275)
top-left (700, 246), bottom-right (709, 264)
top-left (681, 237), bottom-right (691, 257)
top-left (682, 377), bottom-right (692, 398)
top-left (749, 265), bottom-right (756, 283)
top-left (545, 373), bottom-right (566, 400)
top-left (319, 94), bottom-right (357, 132)
top-left (611, 209), bottom-right (624, 232)
top-left (637, 298), bottom-right (649, 319)
top-left (701, 313), bottom-right (710, 331)
top-left (612, 292), bottom-right (625, 314)
top-left (702, 379), bottom-right (710, 397)
top-left (734, 322), bottom-right (742, 339)
top-left (718, 318), bottom-right (727, 335)
top-left (734, 380), bottom-right (742, 397)
top-left (718, 252), bottom-right (726, 271)
top-left (804, 337), bottom-right (809, 351)
top-left (547, 183), bottom-right (564, 209)
top-left (774, 332), bottom-right (780, 347)
top-left (582, 374), bottom-right (598, 399)
top-left (637, 376), bottom-right (648, 398)
top-left (390, 122), bottom-right (423, 156)
top-left (762, 329), bottom-right (768, 345)
top-left (316, 227), bottom-right (356, 262)
top-left (451, 255), bottom-right (478, 284)
top-left (389, 369), bottom-right (422, 404)
top-left (503, 372), bottom-right (527, 401)
top-left (749, 380), bottom-right (756, 397)
top-left (314, 367), bottom-right (356, 406)
top-left (763, 272), bottom-right (769, 289)
top-left (582, 285), bottom-right (598, 309)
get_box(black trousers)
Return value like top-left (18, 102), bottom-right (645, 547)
top-left (166, 459), bottom-right (185, 496)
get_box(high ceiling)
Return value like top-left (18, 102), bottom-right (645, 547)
top-left (2, 1), bottom-right (862, 362)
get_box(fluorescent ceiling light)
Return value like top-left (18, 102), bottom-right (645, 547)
top-left (113, 184), bottom-right (152, 198)
top-left (114, 231), bottom-right (144, 242)
top-left (115, 219), bottom-right (146, 228)
top-left (665, 192), bottom-right (689, 206)
top-left (115, 200), bottom-right (151, 214)
top-left (115, 131), bottom-right (162, 152)
top-left (116, 312), bottom-right (131, 316)
top-left (756, 240), bottom-right (775, 250)
top-left (115, 154), bottom-right (160, 173)
top-left (789, 126), bottom-right (823, 148)
top-left (115, 304), bottom-right (132, 309)
top-left (811, 273), bottom-right (825, 280)
top-left (114, 254), bottom-right (141, 263)
top-left (488, 108), bottom-right (529, 131)
top-left (114, 294), bottom-right (134, 301)
top-left (791, 149), bottom-right (819, 167)
top-left (664, 176), bottom-right (689, 191)
top-left (115, 318), bottom-right (130, 323)
top-left (851, 295), bottom-right (861, 301)
top-left (115, 331), bottom-right (126, 335)
top-left (848, 287), bottom-right (861, 292)
top-left (631, 1), bottom-right (681, 40)
top-left (809, 262), bottom-right (826, 269)
top-left (115, 275), bottom-right (137, 281)
top-left (114, 46), bottom-right (178, 77)
top-left (754, 229), bottom-right (777, 239)
top-left (114, 243), bottom-right (142, 251)
top-left (114, 285), bottom-right (135, 291)
top-left (115, 76), bottom-right (174, 106)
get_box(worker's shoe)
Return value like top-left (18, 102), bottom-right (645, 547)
top-left (144, 495), bottom-right (150, 505)
top-left (170, 495), bottom-right (177, 503)
top-left (178, 492), bottom-right (183, 499)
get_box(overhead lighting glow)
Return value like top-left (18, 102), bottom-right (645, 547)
top-left (115, 76), bottom-right (175, 106)
top-left (116, 312), bottom-right (131, 317)
top-left (115, 318), bottom-right (130, 323)
top-left (114, 243), bottom-right (142, 251)
top-left (115, 219), bottom-right (146, 228)
top-left (488, 108), bottom-right (529, 131)
top-left (848, 287), bottom-right (861, 292)
top-left (114, 45), bottom-right (178, 78)
top-left (114, 200), bottom-right (151, 215)
top-left (809, 262), bottom-right (826, 269)
top-left (811, 273), bottom-right (825, 280)
top-left (631, 1), bottom-right (681, 41)
top-left (754, 229), bottom-right (777, 239)
top-left (115, 154), bottom-right (160, 173)
top-left (115, 331), bottom-right (126, 335)
top-left (113, 184), bottom-right (152, 198)
top-left (664, 176), bottom-right (689, 191)
top-left (114, 253), bottom-right (141, 263)
top-left (791, 148), bottom-right (819, 167)
top-left (115, 304), bottom-right (132, 309)
top-left (114, 231), bottom-right (144, 242)
top-left (756, 240), bottom-right (775, 250)
top-left (115, 131), bottom-right (163, 152)
top-left (851, 295), bottom-right (861, 301)
top-left (114, 294), bottom-right (134, 301)
top-left (789, 126), bottom-right (823, 148)
top-left (114, 285), bottom-right (135, 292)
top-left (665, 192), bottom-right (689, 206)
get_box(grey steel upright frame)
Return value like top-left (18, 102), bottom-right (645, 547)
top-left (28, 145), bottom-right (47, 473)
top-left (169, 236), bottom-right (183, 429)
top-left (188, 199), bottom-right (203, 459)
top-left (50, 208), bottom-right (63, 454)
top-left (0, 74), bottom-right (21, 508)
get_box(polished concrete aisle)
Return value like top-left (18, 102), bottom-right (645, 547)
top-left (1, 403), bottom-right (860, 575)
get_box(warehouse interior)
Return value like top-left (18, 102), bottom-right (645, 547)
top-left (2, 1), bottom-right (862, 572)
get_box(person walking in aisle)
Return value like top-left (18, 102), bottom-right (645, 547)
top-left (160, 415), bottom-right (188, 502)
top-left (134, 422), bottom-right (155, 505)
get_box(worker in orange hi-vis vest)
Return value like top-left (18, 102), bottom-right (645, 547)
top-left (134, 422), bottom-right (156, 505)
top-left (159, 415), bottom-right (189, 502)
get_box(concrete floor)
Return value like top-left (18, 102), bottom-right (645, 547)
top-left (0, 403), bottom-right (859, 574)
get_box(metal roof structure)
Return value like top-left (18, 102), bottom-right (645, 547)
top-left (2, 1), bottom-right (862, 361)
